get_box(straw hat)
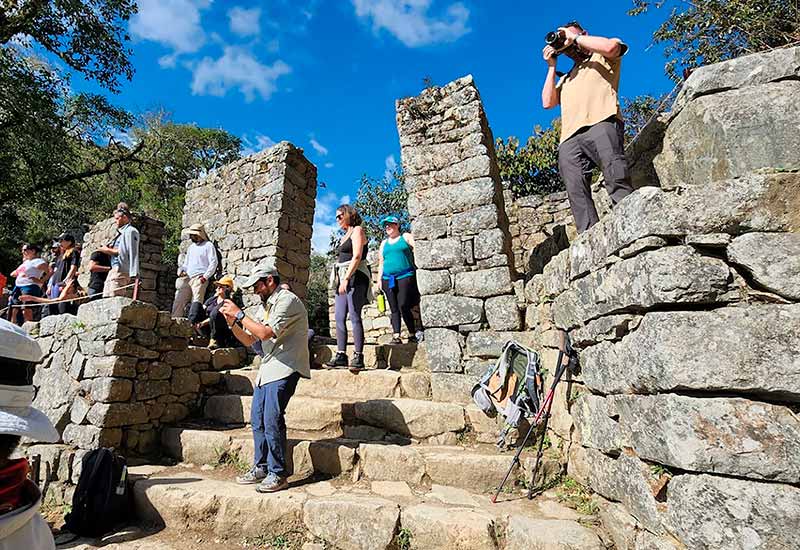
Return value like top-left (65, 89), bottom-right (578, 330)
top-left (187, 223), bottom-right (209, 241)
top-left (0, 319), bottom-right (59, 442)
top-left (214, 275), bottom-right (235, 291)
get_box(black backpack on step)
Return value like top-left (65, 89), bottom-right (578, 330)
top-left (64, 447), bottom-right (130, 537)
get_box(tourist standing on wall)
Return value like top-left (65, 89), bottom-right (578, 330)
top-left (98, 204), bottom-right (140, 298)
top-left (86, 249), bottom-right (111, 299)
top-left (541, 21), bottom-right (633, 233)
top-left (172, 223), bottom-right (218, 318)
top-left (50, 233), bottom-right (80, 315)
top-left (0, 319), bottom-right (60, 550)
top-left (219, 261), bottom-right (310, 493)
top-left (375, 216), bottom-right (422, 344)
top-left (328, 204), bottom-right (372, 371)
top-left (8, 244), bottom-right (49, 325)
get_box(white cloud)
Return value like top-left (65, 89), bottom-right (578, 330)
top-left (191, 47), bottom-right (291, 102)
top-left (130, 0), bottom-right (211, 55)
top-left (241, 133), bottom-right (277, 156)
top-left (228, 6), bottom-right (262, 37)
top-left (309, 137), bottom-right (329, 156)
top-left (352, 0), bottom-right (470, 47)
top-left (312, 192), bottom-right (351, 252)
top-left (384, 154), bottom-right (398, 181)
top-left (324, 162), bottom-right (334, 169)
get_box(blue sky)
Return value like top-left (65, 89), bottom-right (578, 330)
top-left (75, 0), bottom-right (676, 251)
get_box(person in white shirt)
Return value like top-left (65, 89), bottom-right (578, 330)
top-left (9, 244), bottom-right (49, 324)
top-left (172, 223), bottom-right (218, 318)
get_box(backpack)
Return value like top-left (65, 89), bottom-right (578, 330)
top-left (64, 448), bottom-right (130, 537)
top-left (471, 340), bottom-right (544, 450)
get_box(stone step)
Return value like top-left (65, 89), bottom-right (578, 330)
top-left (220, 367), bottom-right (432, 400)
top-left (311, 341), bottom-right (429, 371)
top-left (160, 425), bottom-right (562, 494)
top-left (202, 395), bottom-right (499, 443)
top-left (132, 467), bottom-right (603, 549)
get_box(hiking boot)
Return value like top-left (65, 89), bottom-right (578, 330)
top-left (326, 352), bottom-right (348, 369)
top-left (236, 466), bottom-right (266, 485)
top-left (207, 338), bottom-right (219, 350)
top-left (390, 336), bottom-right (403, 345)
top-left (255, 472), bottom-right (288, 493)
top-left (349, 352), bottom-right (365, 371)
top-left (407, 335), bottom-right (418, 344)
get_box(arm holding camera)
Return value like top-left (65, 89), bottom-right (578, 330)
top-left (558, 27), bottom-right (623, 58)
top-left (541, 45), bottom-right (560, 109)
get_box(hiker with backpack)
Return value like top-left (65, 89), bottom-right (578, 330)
top-left (0, 319), bottom-right (60, 550)
top-left (219, 260), bottom-right (311, 493)
top-left (374, 216), bottom-right (422, 344)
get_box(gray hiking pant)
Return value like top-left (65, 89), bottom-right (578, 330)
top-left (558, 117), bottom-right (634, 233)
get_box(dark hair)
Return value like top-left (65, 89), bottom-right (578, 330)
top-left (261, 274), bottom-right (281, 287)
top-left (564, 20), bottom-right (584, 31)
top-left (336, 204), bottom-right (362, 227)
top-left (0, 435), bottom-right (21, 462)
top-left (22, 243), bottom-right (40, 254)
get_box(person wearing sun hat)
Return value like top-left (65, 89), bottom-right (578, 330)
top-left (172, 223), bottom-right (218, 318)
top-left (219, 260), bottom-right (310, 494)
top-left (189, 275), bottom-right (236, 350)
top-left (374, 215), bottom-right (422, 344)
top-left (0, 318), bottom-right (59, 550)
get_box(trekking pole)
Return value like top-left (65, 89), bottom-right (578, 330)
top-left (491, 346), bottom-right (565, 504)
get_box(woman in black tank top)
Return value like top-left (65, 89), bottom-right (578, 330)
top-left (328, 204), bottom-right (369, 370)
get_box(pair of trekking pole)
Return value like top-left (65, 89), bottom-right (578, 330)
top-left (491, 331), bottom-right (574, 503)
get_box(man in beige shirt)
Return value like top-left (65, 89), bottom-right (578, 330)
top-left (541, 20), bottom-right (634, 233)
top-left (219, 260), bottom-right (310, 493)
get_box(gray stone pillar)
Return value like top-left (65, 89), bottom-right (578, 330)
top-left (396, 75), bottom-right (520, 374)
top-left (182, 142), bottom-right (317, 312)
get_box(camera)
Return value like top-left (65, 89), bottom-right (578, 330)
top-left (545, 30), bottom-right (566, 52)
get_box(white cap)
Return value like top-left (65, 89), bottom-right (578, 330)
top-left (0, 318), bottom-right (59, 442)
top-left (240, 260), bottom-right (280, 289)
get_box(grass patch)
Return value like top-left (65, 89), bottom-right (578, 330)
top-left (214, 446), bottom-right (250, 474)
top-left (243, 529), bottom-right (306, 549)
top-left (395, 527), bottom-right (413, 550)
top-left (555, 477), bottom-right (598, 516)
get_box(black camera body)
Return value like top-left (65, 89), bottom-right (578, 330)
top-left (545, 30), bottom-right (566, 52)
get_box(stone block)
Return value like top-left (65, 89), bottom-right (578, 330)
top-left (421, 328), bottom-right (463, 373)
top-left (414, 238), bottom-right (465, 269)
top-left (454, 267), bottom-right (513, 298)
top-left (77, 297), bottom-right (158, 330)
top-left (451, 204), bottom-right (499, 235)
top-left (353, 399), bottom-right (465, 439)
top-left (411, 215), bottom-right (448, 240)
top-left (474, 228), bottom-right (505, 260)
top-left (401, 504), bottom-right (499, 550)
top-left (416, 270), bottom-right (452, 295)
top-left (86, 403), bottom-right (148, 428)
top-left (505, 516), bottom-right (604, 550)
top-left (727, 232), bottom-right (800, 300)
top-left (581, 305), bottom-right (800, 400)
top-left (359, 443), bottom-right (425, 484)
top-left (554, 246), bottom-right (730, 329)
top-left (667, 473), bottom-right (800, 550)
top-left (62, 424), bottom-right (122, 449)
top-left (171, 368), bottom-right (201, 395)
top-left (420, 295), bottom-right (482, 328)
top-left (105, 339), bottom-right (159, 360)
top-left (464, 331), bottom-right (538, 358)
top-left (407, 177), bottom-right (496, 217)
top-left (90, 377), bottom-right (133, 403)
top-left (430, 373), bottom-right (473, 405)
top-left (135, 380), bottom-right (171, 401)
top-left (485, 294), bottom-right (521, 331)
top-left (303, 496), bottom-right (399, 550)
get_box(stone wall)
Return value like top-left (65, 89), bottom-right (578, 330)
top-left (182, 142), bottom-right (316, 314)
top-left (78, 214), bottom-right (173, 309)
top-left (536, 47), bottom-right (800, 550)
top-left (396, 75), bottom-right (535, 403)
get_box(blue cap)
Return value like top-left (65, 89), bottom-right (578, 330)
top-left (381, 215), bottom-right (400, 226)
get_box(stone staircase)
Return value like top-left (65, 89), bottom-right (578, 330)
top-left (108, 342), bottom-right (609, 549)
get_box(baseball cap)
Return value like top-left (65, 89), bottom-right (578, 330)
top-left (240, 261), bottom-right (280, 289)
top-left (381, 215), bottom-right (400, 226)
top-left (57, 232), bottom-right (75, 243)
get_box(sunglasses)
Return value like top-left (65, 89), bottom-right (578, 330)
top-left (335, 214), bottom-right (344, 220)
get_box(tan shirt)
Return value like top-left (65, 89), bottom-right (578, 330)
top-left (557, 45), bottom-right (626, 143)
top-left (252, 287), bottom-right (311, 386)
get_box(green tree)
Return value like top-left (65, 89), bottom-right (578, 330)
top-left (305, 254), bottom-right (332, 336)
top-left (352, 170), bottom-right (409, 246)
top-left (629, 0), bottom-right (800, 82)
top-left (495, 119), bottom-right (564, 198)
top-left (621, 93), bottom-right (669, 145)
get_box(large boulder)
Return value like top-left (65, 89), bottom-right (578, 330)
top-left (667, 474), bottom-right (800, 550)
top-left (581, 305), bottom-right (800, 400)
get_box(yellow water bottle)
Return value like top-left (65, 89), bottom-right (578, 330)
top-left (376, 291), bottom-right (386, 314)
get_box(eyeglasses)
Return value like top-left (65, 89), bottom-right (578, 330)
top-left (335, 214), bottom-right (344, 220)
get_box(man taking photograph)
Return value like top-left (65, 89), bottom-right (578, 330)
top-left (541, 21), bottom-right (634, 233)
top-left (219, 261), bottom-right (310, 493)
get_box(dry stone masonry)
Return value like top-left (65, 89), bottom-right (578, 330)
top-left (536, 47), bottom-right (800, 550)
top-left (182, 142), bottom-right (317, 312)
top-left (78, 214), bottom-right (173, 309)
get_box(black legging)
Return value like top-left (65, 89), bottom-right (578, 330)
top-left (381, 275), bottom-right (419, 335)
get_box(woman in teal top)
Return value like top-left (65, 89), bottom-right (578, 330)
top-left (375, 216), bottom-right (421, 344)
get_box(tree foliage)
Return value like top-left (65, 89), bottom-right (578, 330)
top-left (305, 254), bottom-right (332, 336)
top-left (352, 170), bottom-right (410, 246)
top-left (495, 119), bottom-right (564, 198)
top-left (629, 0), bottom-right (800, 82)
top-left (621, 93), bottom-right (669, 144)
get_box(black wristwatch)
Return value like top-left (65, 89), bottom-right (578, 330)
top-left (234, 310), bottom-right (245, 326)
